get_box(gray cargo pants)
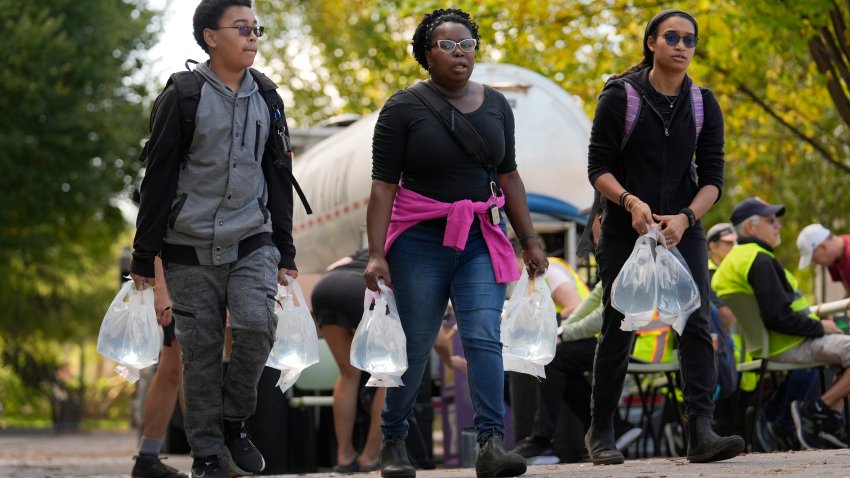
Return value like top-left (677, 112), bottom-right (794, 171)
top-left (164, 245), bottom-right (280, 457)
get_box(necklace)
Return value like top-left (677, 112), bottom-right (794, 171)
top-left (648, 73), bottom-right (679, 109)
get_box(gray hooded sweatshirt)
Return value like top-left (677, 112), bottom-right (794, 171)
top-left (164, 63), bottom-right (272, 266)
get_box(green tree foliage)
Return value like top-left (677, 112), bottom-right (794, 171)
top-left (260, 0), bottom-right (848, 274)
top-left (0, 1), bottom-right (158, 339)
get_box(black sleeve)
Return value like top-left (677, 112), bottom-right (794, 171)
top-left (131, 86), bottom-right (183, 278)
top-left (496, 92), bottom-right (517, 174)
top-left (587, 81), bottom-right (626, 187)
top-left (694, 88), bottom-right (724, 200)
top-left (748, 253), bottom-right (824, 337)
top-left (371, 91), bottom-right (407, 184)
top-left (264, 91), bottom-right (296, 270)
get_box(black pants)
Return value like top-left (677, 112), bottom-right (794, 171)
top-left (592, 222), bottom-right (716, 423)
top-left (533, 338), bottom-right (597, 438)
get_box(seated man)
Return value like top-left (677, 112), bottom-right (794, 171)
top-left (712, 197), bottom-right (850, 449)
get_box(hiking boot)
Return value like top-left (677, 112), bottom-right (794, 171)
top-left (686, 415), bottom-right (744, 463)
top-left (190, 456), bottom-right (229, 478)
top-left (132, 455), bottom-right (188, 478)
top-left (224, 421), bottom-right (265, 475)
top-left (585, 417), bottom-right (624, 465)
top-left (475, 436), bottom-right (527, 477)
top-left (380, 437), bottom-right (415, 478)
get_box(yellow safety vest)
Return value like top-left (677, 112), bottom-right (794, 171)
top-left (711, 242), bottom-right (816, 357)
top-left (632, 311), bottom-right (676, 364)
top-left (547, 257), bottom-right (590, 314)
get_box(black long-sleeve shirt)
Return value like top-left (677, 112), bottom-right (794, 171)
top-left (587, 68), bottom-right (725, 238)
top-left (372, 85), bottom-right (516, 203)
top-left (742, 238), bottom-right (825, 338)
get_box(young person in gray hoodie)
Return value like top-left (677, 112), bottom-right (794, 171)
top-left (130, 1), bottom-right (299, 477)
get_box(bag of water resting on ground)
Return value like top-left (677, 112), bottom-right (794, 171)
top-left (97, 280), bottom-right (163, 383)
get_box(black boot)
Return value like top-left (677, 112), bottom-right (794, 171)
top-left (686, 415), bottom-right (744, 463)
top-left (380, 437), bottom-right (415, 478)
top-left (475, 436), bottom-right (527, 478)
top-left (584, 415), bottom-right (625, 466)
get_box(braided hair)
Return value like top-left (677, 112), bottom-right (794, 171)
top-left (411, 8), bottom-right (480, 71)
top-left (608, 9), bottom-right (697, 82)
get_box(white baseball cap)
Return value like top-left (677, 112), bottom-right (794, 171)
top-left (797, 224), bottom-right (831, 269)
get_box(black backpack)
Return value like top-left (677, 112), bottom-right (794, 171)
top-left (139, 61), bottom-right (312, 214)
top-left (710, 302), bottom-right (738, 400)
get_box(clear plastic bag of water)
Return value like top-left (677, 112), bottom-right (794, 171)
top-left (350, 280), bottom-right (408, 387)
top-left (266, 278), bottom-right (320, 393)
top-left (96, 280), bottom-right (163, 383)
top-left (502, 269), bottom-right (558, 378)
top-left (655, 245), bottom-right (700, 334)
top-left (612, 230), bottom-right (659, 327)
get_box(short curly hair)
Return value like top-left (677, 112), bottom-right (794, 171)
top-left (411, 8), bottom-right (480, 71)
top-left (193, 0), bottom-right (253, 53)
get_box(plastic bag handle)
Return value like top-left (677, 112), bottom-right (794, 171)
top-left (286, 277), bottom-right (309, 309)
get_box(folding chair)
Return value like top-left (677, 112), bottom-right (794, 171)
top-left (720, 293), bottom-right (827, 450)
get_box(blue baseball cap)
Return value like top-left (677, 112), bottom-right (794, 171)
top-left (730, 197), bottom-right (785, 226)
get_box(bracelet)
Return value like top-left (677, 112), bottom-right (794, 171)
top-left (625, 196), bottom-right (640, 213)
top-left (679, 207), bottom-right (696, 228)
top-left (618, 191), bottom-right (632, 208)
top-left (517, 234), bottom-right (537, 243)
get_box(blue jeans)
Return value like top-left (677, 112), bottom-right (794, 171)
top-left (383, 221), bottom-right (508, 444)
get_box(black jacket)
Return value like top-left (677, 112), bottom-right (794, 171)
top-left (131, 72), bottom-right (297, 278)
top-left (587, 68), bottom-right (725, 238)
top-left (742, 238), bottom-right (825, 338)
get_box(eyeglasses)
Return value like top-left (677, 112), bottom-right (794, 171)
top-left (659, 31), bottom-right (698, 48)
top-left (760, 215), bottom-right (779, 225)
top-left (431, 38), bottom-right (477, 53)
top-left (212, 25), bottom-right (265, 38)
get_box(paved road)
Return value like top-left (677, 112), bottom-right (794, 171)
top-left (2, 429), bottom-right (850, 477)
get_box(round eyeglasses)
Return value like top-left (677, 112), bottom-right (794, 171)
top-left (431, 38), bottom-right (477, 53)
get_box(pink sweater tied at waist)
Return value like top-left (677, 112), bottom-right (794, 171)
top-left (385, 186), bottom-right (520, 284)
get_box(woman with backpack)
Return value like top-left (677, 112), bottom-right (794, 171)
top-left (585, 9), bottom-right (744, 464)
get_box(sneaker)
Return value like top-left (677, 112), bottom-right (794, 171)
top-left (819, 415), bottom-right (848, 449)
top-left (754, 409), bottom-right (778, 453)
top-left (615, 426), bottom-right (642, 451)
top-left (664, 422), bottom-right (686, 457)
top-left (191, 456), bottom-right (229, 478)
top-left (224, 421), bottom-right (265, 475)
top-left (132, 455), bottom-right (188, 478)
top-left (790, 400), bottom-right (826, 449)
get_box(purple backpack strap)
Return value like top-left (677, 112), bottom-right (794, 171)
top-left (690, 83), bottom-right (703, 144)
top-left (622, 82), bottom-right (641, 151)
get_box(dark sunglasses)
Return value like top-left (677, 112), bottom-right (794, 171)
top-left (212, 25), bottom-right (265, 38)
top-left (431, 38), bottom-right (477, 53)
top-left (659, 31), bottom-right (697, 48)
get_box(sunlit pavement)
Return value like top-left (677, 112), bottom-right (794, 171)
top-left (2, 429), bottom-right (850, 477)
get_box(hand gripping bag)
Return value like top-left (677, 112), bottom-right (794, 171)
top-left (612, 229), bottom-right (660, 331)
top-left (350, 280), bottom-right (408, 387)
top-left (502, 269), bottom-right (558, 378)
top-left (655, 245), bottom-right (700, 335)
top-left (266, 278), bottom-right (320, 393)
top-left (97, 280), bottom-right (163, 383)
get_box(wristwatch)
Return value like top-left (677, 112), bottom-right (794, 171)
top-left (679, 207), bottom-right (696, 228)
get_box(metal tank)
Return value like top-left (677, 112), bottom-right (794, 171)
top-left (291, 63), bottom-right (594, 274)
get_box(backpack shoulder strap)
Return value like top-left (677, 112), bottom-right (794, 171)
top-left (169, 70), bottom-right (205, 167)
top-left (621, 81), bottom-right (642, 152)
top-left (689, 83), bottom-right (704, 144)
top-left (248, 68), bottom-right (313, 215)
